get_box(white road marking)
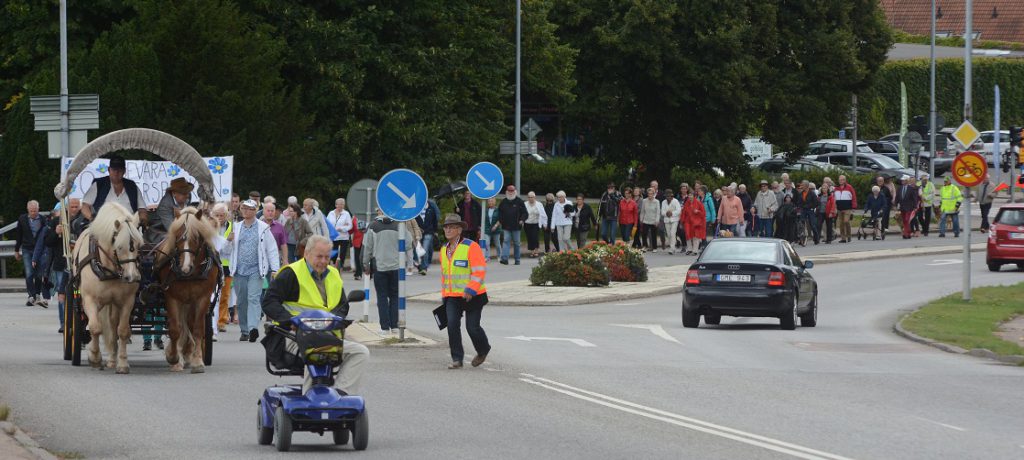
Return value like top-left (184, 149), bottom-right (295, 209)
top-left (610, 323), bottom-right (682, 344)
top-left (505, 336), bottom-right (597, 347)
top-left (913, 416), bottom-right (967, 432)
top-left (519, 374), bottom-right (852, 460)
top-left (927, 259), bottom-right (963, 266)
top-left (614, 302), bottom-right (640, 306)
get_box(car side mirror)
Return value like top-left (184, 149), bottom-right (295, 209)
top-left (804, 260), bottom-right (814, 269)
top-left (869, 164), bottom-right (880, 170)
top-left (347, 290), bottom-right (366, 303)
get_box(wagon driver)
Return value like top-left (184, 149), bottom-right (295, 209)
top-left (81, 155), bottom-right (147, 222)
top-left (262, 235), bottom-right (369, 395)
top-left (146, 177), bottom-right (193, 244)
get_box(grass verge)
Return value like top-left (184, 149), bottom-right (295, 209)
top-left (901, 282), bottom-right (1024, 357)
top-left (0, 404), bottom-right (8, 421)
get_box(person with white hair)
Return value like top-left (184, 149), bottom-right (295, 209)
top-left (917, 173), bottom-right (937, 236)
top-left (550, 191), bottom-right (575, 250)
top-left (895, 175), bottom-right (920, 239)
top-left (302, 197), bottom-right (331, 237)
top-left (864, 185), bottom-right (889, 240)
top-left (326, 198), bottom-right (353, 269)
top-left (13, 200), bottom-right (50, 307)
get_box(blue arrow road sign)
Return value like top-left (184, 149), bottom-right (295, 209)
top-left (466, 162), bottom-right (504, 200)
top-left (376, 169), bottom-right (428, 222)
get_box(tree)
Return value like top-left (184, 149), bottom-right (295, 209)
top-left (551, 0), bottom-right (892, 181)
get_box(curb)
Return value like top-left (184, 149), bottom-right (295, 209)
top-left (894, 310), bottom-right (1024, 365)
top-left (346, 322), bottom-right (439, 348)
top-left (409, 243), bottom-right (987, 307)
top-left (0, 420), bottom-right (59, 460)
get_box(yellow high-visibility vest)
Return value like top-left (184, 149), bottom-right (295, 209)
top-left (283, 258), bottom-right (343, 315)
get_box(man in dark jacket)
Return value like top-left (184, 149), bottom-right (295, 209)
top-left (497, 185), bottom-right (528, 265)
top-left (45, 199), bottom-right (85, 332)
top-left (455, 190), bottom-right (481, 240)
top-left (13, 200), bottom-right (49, 307)
top-left (598, 182), bottom-right (622, 243)
top-left (895, 175), bottom-right (920, 239)
top-left (796, 181), bottom-right (821, 245)
top-left (416, 199), bottom-right (440, 274)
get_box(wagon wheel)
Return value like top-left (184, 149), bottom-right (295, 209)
top-left (63, 283), bottom-right (75, 361)
top-left (70, 288), bottom-right (84, 366)
top-left (203, 304), bottom-right (214, 366)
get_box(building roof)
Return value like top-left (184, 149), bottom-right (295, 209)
top-left (880, 0), bottom-right (1024, 44)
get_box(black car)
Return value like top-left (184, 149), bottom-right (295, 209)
top-left (682, 238), bottom-right (817, 330)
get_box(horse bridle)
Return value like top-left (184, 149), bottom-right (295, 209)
top-left (79, 217), bottom-right (140, 282)
top-left (156, 215), bottom-right (217, 287)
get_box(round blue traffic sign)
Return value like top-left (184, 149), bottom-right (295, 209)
top-left (376, 169), bottom-right (428, 222)
top-left (466, 162), bottom-right (504, 200)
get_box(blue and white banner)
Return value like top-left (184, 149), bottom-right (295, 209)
top-left (61, 156), bottom-right (234, 206)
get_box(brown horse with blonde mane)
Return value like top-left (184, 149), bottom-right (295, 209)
top-left (153, 207), bottom-right (221, 373)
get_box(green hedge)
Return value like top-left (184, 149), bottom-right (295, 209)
top-left (520, 157), bottom-right (619, 198)
top-left (859, 59), bottom-right (1024, 139)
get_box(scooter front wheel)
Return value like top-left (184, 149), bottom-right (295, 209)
top-left (257, 402), bottom-right (273, 445)
top-left (352, 409), bottom-right (369, 451)
top-left (274, 406), bottom-right (293, 452)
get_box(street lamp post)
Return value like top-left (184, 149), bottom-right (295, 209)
top-left (514, 0), bottom-right (522, 193)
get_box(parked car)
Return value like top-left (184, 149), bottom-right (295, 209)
top-left (682, 238), bottom-right (817, 330)
top-left (811, 152), bottom-right (918, 178)
top-left (806, 139), bottom-right (874, 157)
top-left (948, 130), bottom-right (1010, 166)
top-left (869, 137), bottom-right (952, 176)
top-left (986, 204), bottom-right (1024, 272)
top-left (755, 158), bottom-right (842, 175)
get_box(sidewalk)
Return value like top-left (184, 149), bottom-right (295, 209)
top-left (0, 420), bottom-right (58, 460)
top-left (343, 320), bottom-right (438, 347)
top-left (409, 242), bottom-right (986, 307)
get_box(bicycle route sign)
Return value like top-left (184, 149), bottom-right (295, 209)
top-left (952, 151), bottom-right (987, 187)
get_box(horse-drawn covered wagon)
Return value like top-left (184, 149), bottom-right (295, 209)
top-left (54, 128), bottom-right (223, 373)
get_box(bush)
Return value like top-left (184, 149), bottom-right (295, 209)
top-left (520, 156), bottom-right (620, 198)
top-left (530, 241), bottom-right (648, 286)
top-left (584, 241), bottom-right (648, 282)
top-left (530, 249), bottom-right (610, 287)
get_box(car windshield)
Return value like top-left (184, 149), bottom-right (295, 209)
top-left (856, 144), bottom-right (873, 153)
top-left (869, 154), bottom-right (904, 169)
top-left (996, 209), bottom-right (1024, 226)
top-left (700, 241), bottom-right (778, 263)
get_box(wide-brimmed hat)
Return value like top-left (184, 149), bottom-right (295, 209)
top-left (759, 179), bottom-right (769, 186)
top-left (167, 177), bottom-right (194, 195)
top-left (441, 213), bottom-right (467, 229)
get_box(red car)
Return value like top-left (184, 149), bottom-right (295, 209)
top-left (986, 203), bottom-right (1024, 272)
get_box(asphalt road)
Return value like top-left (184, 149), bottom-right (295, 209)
top-left (1, 253), bottom-right (1022, 459)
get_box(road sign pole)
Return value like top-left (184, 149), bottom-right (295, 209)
top-left (929, 0), bottom-right (936, 182)
top-left (851, 94), bottom-right (858, 169)
top-left (363, 186), bottom-right (373, 323)
top-left (480, 199), bottom-right (487, 256)
top-left (59, 0), bottom-right (70, 159)
top-left (963, 0), bottom-right (973, 301)
top-left (398, 222), bottom-right (406, 340)
top-left (514, 0), bottom-right (522, 193)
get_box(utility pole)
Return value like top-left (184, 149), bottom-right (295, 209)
top-left (851, 95), bottom-right (858, 169)
top-left (514, 0), bottom-right (522, 193)
top-left (962, 0), bottom-right (973, 301)
top-left (60, 0), bottom-right (69, 160)
top-left (928, 0), bottom-right (937, 182)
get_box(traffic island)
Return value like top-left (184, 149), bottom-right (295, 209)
top-left (895, 282), bottom-right (1024, 365)
top-left (0, 403), bottom-right (60, 460)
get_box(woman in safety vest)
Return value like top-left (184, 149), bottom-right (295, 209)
top-left (440, 214), bottom-right (491, 369)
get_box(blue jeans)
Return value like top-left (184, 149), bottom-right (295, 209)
top-left (501, 229), bottom-right (521, 262)
top-left (286, 244), bottom-right (299, 263)
top-left (373, 269), bottom-right (400, 330)
top-left (600, 220), bottom-right (618, 243)
top-left (619, 224), bottom-right (634, 243)
top-left (445, 296), bottom-right (490, 363)
top-left (233, 273), bottom-right (263, 333)
top-left (754, 216), bottom-right (773, 237)
top-left (939, 212), bottom-right (960, 236)
top-left (21, 248), bottom-right (48, 299)
top-left (419, 233), bottom-right (435, 270)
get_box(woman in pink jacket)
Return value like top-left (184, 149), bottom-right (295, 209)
top-left (716, 187), bottom-right (745, 237)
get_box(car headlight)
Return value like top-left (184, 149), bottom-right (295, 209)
top-left (299, 318), bottom-right (335, 331)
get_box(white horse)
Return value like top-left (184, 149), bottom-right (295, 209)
top-left (71, 202), bottom-right (143, 374)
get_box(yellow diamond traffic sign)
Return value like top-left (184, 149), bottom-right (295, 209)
top-left (952, 120), bottom-right (981, 149)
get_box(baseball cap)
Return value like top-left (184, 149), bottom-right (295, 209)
top-left (241, 199), bottom-right (258, 209)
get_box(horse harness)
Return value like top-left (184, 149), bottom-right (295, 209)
top-left (75, 219), bottom-right (140, 283)
top-left (152, 218), bottom-right (221, 291)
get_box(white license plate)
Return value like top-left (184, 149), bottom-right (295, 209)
top-left (1010, 232), bottom-right (1024, 240)
top-left (716, 274), bottom-right (751, 282)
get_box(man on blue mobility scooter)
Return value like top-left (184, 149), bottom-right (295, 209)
top-left (259, 234), bottom-right (370, 451)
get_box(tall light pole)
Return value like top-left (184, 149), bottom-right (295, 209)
top-left (928, 0), bottom-right (936, 182)
top-left (514, 0), bottom-right (522, 192)
top-left (60, 0), bottom-right (70, 160)
top-left (962, 0), bottom-right (973, 301)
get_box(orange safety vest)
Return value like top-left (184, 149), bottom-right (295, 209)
top-left (440, 238), bottom-right (487, 298)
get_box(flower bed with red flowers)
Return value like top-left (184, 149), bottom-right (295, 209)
top-left (529, 242), bottom-right (648, 287)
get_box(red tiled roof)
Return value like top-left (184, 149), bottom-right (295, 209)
top-left (880, 0), bottom-right (1024, 44)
